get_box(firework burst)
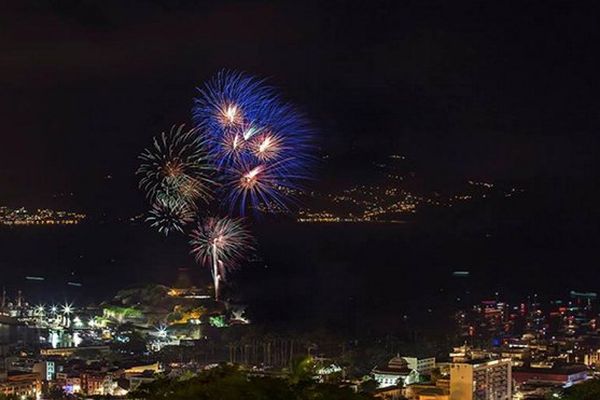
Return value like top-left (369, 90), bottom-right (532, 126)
top-left (146, 197), bottom-right (194, 236)
top-left (136, 70), bottom-right (315, 301)
top-left (137, 124), bottom-right (213, 204)
top-left (220, 159), bottom-right (299, 214)
top-left (189, 216), bottom-right (254, 300)
top-left (192, 70), bottom-right (313, 214)
top-left (251, 132), bottom-right (283, 161)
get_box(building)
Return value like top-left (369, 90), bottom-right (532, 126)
top-left (404, 384), bottom-right (450, 400)
top-left (124, 362), bottom-right (161, 375)
top-left (0, 372), bottom-right (42, 398)
top-left (372, 356), bottom-right (420, 388)
top-left (81, 373), bottom-right (107, 395)
top-left (417, 388), bottom-right (450, 400)
top-left (450, 359), bottom-right (511, 400)
top-left (512, 364), bottom-right (588, 387)
top-left (584, 350), bottom-right (600, 367)
top-left (449, 345), bottom-right (493, 363)
top-left (33, 360), bottom-right (55, 381)
top-left (401, 355), bottom-right (436, 374)
top-left (40, 345), bottom-right (110, 357)
top-left (373, 385), bottom-right (404, 399)
top-left (494, 347), bottom-right (530, 363)
top-left (63, 374), bottom-right (81, 394)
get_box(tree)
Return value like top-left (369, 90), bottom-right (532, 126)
top-left (287, 356), bottom-right (317, 385)
top-left (46, 385), bottom-right (67, 400)
top-left (562, 379), bottom-right (600, 400)
top-left (112, 323), bottom-right (147, 355)
top-left (129, 364), bottom-right (373, 400)
top-left (359, 378), bottom-right (379, 393)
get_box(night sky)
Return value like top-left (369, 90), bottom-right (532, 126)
top-left (2, 1), bottom-right (599, 213)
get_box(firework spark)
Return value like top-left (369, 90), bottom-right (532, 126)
top-left (137, 124), bottom-right (213, 203)
top-left (147, 197), bottom-right (194, 236)
top-left (252, 132), bottom-right (283, 161)
top-left (189, 216), bottom-right (254, 300)
top-left (222, 157), bottom-right (308, 214)
top-left (218, 103), bottom-right (242, 127)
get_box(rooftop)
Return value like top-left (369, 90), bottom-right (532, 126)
top-left (513, 364), bottom-right (588, 375)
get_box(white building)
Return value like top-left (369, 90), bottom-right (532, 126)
top-left (372, 356), bottom-right (420, 388)
top-left (402, 355), bottom-right (436, 374)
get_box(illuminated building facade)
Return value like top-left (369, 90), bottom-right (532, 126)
top-left (450, 359), bottom-right (511, 400)
top-left (372, 356), bottom-right (420, 388)
top-left (401, 355), bottom-right (436, 374)
top-left (512, 364), bottom-right (588, 386)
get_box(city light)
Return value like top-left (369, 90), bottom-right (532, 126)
top-left (0, 206), bottom-right (85, 226)
top-left (62, 303), bottom-right (73, 315)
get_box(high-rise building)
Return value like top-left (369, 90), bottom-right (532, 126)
top-left (450, 359), bottom-right (511, 400)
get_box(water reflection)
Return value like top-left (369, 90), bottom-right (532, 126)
top-left (48, 330), bottom-right (81, 348)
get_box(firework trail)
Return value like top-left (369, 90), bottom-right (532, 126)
top-left (189, 216), bottom-right (254, 300)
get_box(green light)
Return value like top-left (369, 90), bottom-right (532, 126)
top-left (209, 315), bottom-right (227, 328)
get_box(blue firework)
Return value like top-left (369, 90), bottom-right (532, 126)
top-left (192, 70), bottom-right (313, 215)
